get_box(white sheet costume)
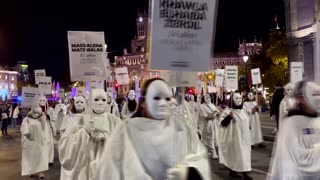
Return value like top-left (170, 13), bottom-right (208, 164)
top-left (38, 96), bottom-right (56, 164)
top-left (121, 90), bottom-right (137, 120)
top-left (279, 83), bottom-right (295, 129)
top-left (189, 95), bottom-right (200, 127)
top-left (199, 94), bottom-right (220, 159)
top-left (96, 79), bottom-right (211, 180)
top-left (268, 81), bottom-right (320, 180)
top-left (243, 93), bottom-right (263, 145)
top-left (54, 99), bottom-right (67, 134)
top-left (21, 106), bottom-right (49, 176)
top-left (219, 93), bottom-right (252, 172)
top-left (59, 89), bottom-right (121, 180)
top-left (106, 92), bottom-right (120, 118)
top-left (170, 98), bottom-right (197, 132)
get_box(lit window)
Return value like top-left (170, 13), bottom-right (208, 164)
top-left (11, 84), bottom-right (14, 90)
top-left (5, 75), bottom-right (7, 80)
top-left (5, 85), bottom-right (8, 89)
top-left (11, 76), bottom-right (14, 81)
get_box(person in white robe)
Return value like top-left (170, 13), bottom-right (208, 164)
top-left (106, 92), bottom-right (120, 118)
top-left (58, 89), bottom-right (121, 180)
top-left (219, 93), bottom-right (252, 180)
top-left (279, 83), bottom-right (295, 129)
top-left (121, 90), bottom-right (138, 120)
top-left (21, 106), bottom-right (48, 179)
top-left (189, 95), bottom-right (199, 123)
top-left (38, 96), bottom-right (56, 166)
top-left (198, 94), bottom-right (220, 159)
top-left (268, 81), bottom-right (320, 180)
top-left (243, 92), bottom-right (265, 148)
top-left (54, 99), bottom-right (67, 135)
top-left (96, 78), bottom-right (211, 180)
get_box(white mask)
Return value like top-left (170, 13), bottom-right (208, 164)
top-left (233, 93), bottom-right (243, 106)
top-left (91, 89), bottom-right (107, 114)
top-left (204, 94), bottom-right (211, 104)
top-left (106, 92), bottom-right (112, 103)
top-left (197, 95), bottom-right (202, 103)
top-left (145, 80), bottom-right (171, 120)
top-left (58, 99), bottom-right (62, 104)
top-left (304, 82), bottom-right (320, 113)
top-left (190, 95), bottom-right (195, 102)
top-left (128, 90), bottom-right (136, 101)
top-left (31, 106), bottom-right (42, 119)
top-left (248, 93), bottom-right (254, 100)
top-left (285, 83), bottom-right (294, 97)
top-left (38, 96), bottom-right (47, 107)
top-left (74, 96), bottom-right (86, 113)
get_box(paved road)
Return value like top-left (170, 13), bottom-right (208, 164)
top-left (260, 112), bottom-right (277, 141)
top-left (0, 126), bottom-right (273, 180)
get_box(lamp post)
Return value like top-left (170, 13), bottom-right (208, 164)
top-left (243, 55), bottom-right (249, 90)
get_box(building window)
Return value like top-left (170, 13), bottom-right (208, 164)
top-left (11, 76), bottom-right (14, 81)
top-left (5, 75), bottom-right (7, 80)
top-left (11, 84), bottom-right (14, 90)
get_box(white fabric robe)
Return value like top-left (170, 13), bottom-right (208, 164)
top-left (268, 115), bottom-right (320, 180)
top-left (278, 96), bottom-right (295, 129)
top-left (45, 107), bottom-right (56, 164)
top-left (189, 100), bottom-right (200, 127)
top-left (106, 102), bottom-right (120, 118)
top-left (59, 112), bottom-right (82, 135)
top-left (96, 117), bottom-right (211, 180)
top-left (121, 101), bottom-right (136, 120)
top-left (243, 101), bottom-right (263, 145)
top-left (54, 104), bottom-right (67, 133)
top-left (199, 103), bottom-right (220, 158)
top-left (59, 113), bottom-right (121, 180)
top-left (21, 115), bottom-right (49, 176)
top-left (181, 100), bottom-right (197, 131)
top-left (219, 108), bottom-right (252, 172)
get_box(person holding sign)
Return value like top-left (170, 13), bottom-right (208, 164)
top-left (243, 93), bottom-right (265, 148)
top-left (268, 81), bottom-right (320, 180)
top-left (96, 78), bottom-right (211, 180)
top-left (21, 106), bottom-right (48, 179)
top-left (121, 90), bottom-right (138, 120)
top-left (106, 92), bottom-right (120, 118)
top-left (219, 93), bottom-right (252, 180)
top-left (199, 94), bottom-right (220, 159)
top-left (59, 89), bottom-right (121, 180)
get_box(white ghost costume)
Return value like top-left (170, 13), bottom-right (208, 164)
top-left (106, 92), bottom-right (120, 118)
top-left (243, 93), bottom-right (263, 145)
top-left (188, 95), bottom-right (200, 128)
top-left (96, 80), bottom-right (211, 180)
top-left (38, 96), bottom-right (56, 164)
top-left (219, 93), bottom-right (251, 172)
top-left (268, 81), bottom-right (320, 180)
top-left (170, 98), bottom-right (197, 131)
top-left (21, 106), bottom-right (49, 176)
top-left (279, 83), bottom-right (295, 129)
top-left (58, 89), bottom-right (121, 180)
top-left (54, 100), bottom-right (68, 134)
top-left (121, 90), bottom-right (138, 120)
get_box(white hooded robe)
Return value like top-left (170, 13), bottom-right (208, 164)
top-left (243, 100), bottom-right (263, 145)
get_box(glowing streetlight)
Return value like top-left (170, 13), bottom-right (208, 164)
top-left (243, 55), bottom-right (249, 63)
top-left (243, 55), bottom-right (249, 90)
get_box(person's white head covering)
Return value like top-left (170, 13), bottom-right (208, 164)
top-left (128, 90), bottom-right (136, 101)
top-left (284, 83), bottom-right (294, 97)
top-left (86, 88), bottom-right (108, 114)
top-left (293, 81), bottom-right (320, 113)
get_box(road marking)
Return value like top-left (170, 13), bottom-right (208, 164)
top-left (252, 168), bottom-right (269, 175)
top-left (261, 126), bottom-right (276, 129)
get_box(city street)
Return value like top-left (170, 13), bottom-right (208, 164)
top-left (0, 113), bottom-right (275, 180)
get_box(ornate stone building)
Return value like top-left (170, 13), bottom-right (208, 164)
top-left (284, 0), bottom-right (320, 81)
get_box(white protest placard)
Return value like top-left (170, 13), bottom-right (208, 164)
top-left (290, 62), bottom-right (303, 83)
top-left (149, 0), bottom-right (218, 72)
top-left (251, 68), bottom-right (262, 85)
top-left (76, 87), bottom-right (86, 96)
top-left (21, 87), bottom-right (40, 108)
top-left (68, 31), bottom-right (107, 81)
top-left (115, 67), bottom-right (129, 85)
top-left (161, 71), bottom-right (198, 87)
top-left (58, 89), bottom-right (65, 98)
top-left (195, 80), bottom-right (203, 92)
top-left (225, 66), bottom-right (238, 91)
top-left (38, 76), bottom-right (52, 95)
top-left (34, 69), bottom-right (46, 84)
top-left (207, 85), bottom-right (216, 93)
top-left (215, 69), bottom-right (224, 87)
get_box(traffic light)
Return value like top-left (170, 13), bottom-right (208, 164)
top-left (115, 83), bottom-right (119, 92)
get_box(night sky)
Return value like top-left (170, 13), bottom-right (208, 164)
top-left (0, 0), bottom-right (284, 86)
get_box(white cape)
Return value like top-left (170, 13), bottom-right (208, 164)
top-left (243, 101), bottom-right (263, 145)
top-left (268, 115), bottom-right (320, 180)
top-left (21, 115), bottom-right (49, 176)
top-left (96, 117), bottom-right (211, 180)
top-left (218, 108), bottom-right (252, 172)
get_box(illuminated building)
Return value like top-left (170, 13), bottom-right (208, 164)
top-left (17, 61), bottom-right (30, 81)
top-left (0, 66), bottom-right (19, 100)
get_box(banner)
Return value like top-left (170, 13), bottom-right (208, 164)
top-left (58, 89), bottom-right (65, 98)
top-left (290, 62), bottom-right (303, 83)
top-left (225, 66), bottom-right (238, 91)
top-left (207, 85), bottom-right (216, 93)
top-left (76, 87), bottom-right (86, 96)
top-left (251, 68), bottom-right (262, 85)
top-left (215, 69), bottom-right (224, 87)
top-left (115, 67), bottom-right (129, 85)
top-left (149, 0), bottom-right (218, 72)
top-left (34, 69), bottom-right (46, 84)
top-left (38, 76), bottom-right (52, 95)
top-left (68, 31), bottom-right (107, 81)
top-left (21, 87), bottom-right (40, 108)
top-left (195, 80), bottom-right (203, 93)
top-left (161, 71), bottom-right (198, 87)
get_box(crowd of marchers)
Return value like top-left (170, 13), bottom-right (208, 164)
top-left (17, 78), bottom-right (320, 180)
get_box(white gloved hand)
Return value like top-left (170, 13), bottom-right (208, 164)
top-left (167, 165), bottom-right (188, 180)
top-left (92, 132), bottom-right (106, 143)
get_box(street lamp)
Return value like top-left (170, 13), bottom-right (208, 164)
top-left (243, 55), bottom-right (249, 90)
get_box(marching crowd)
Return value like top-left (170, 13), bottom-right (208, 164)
top-left (13, 78), bottom-right (320, 180)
